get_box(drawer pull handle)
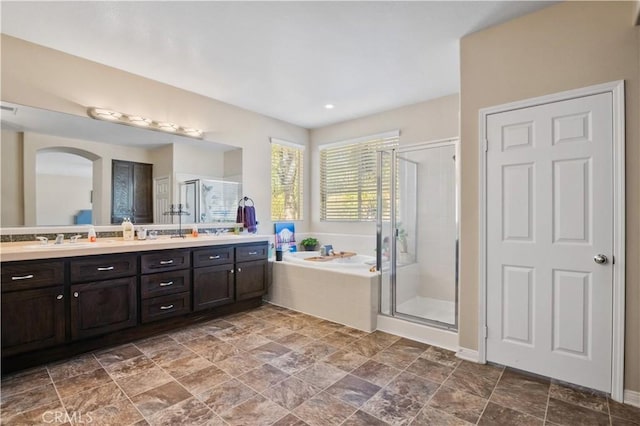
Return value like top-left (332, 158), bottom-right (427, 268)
top-left (56, 294), bottom-right (63, 300)
top-left (11, 274), bottom-right (34, 280)
top-left (97, 266), bottom-right (114, 271)
top-left (248, 251), bottom-right (258, 255)
top-left (209, 255), bottom-right (221, 260)
top-left (238, 267), bottom-right (242, 273)
top-left (74, 292), bottom-right (79, 298)
top-left (159, 281), bottom-right (174, 287)
top-left (159, 260), bottom-right (174, 265)
top-left (230, 269), bottom-right (234, 274)
top-left (160, 304), bottom-right (174, 310)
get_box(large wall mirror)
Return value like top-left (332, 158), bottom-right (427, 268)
top-left (1, 102), bottom-right (242, 228)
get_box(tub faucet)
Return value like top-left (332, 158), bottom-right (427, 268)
top-left (54, 234), bottom-right (64, 244)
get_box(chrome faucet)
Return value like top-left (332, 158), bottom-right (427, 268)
top-left (54, 234), bottom-right (64, 244)
top-left (35, 236), bottom-right (48, 245)
top-left (70, 235), bottom-right (82, 243)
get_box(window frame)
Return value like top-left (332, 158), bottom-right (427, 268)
top-left (270, 138), bottom-right (304, 221)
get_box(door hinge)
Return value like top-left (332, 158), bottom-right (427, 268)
top-left (612, 255), bottom-right (615, 265)
top-left (483, 139), bottom-right (489, 153)
top-left (483, 325), bottom-right (488, 339)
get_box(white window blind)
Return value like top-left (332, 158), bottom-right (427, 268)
top-left (271, 138), bottom-right (304, 221)
top-left (320, 131), bottom-right (399, 221)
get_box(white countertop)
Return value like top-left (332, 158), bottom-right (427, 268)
top-left (0, 234), bottom-right (271, 262)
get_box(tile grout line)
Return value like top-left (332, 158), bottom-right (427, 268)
top-left (152, 331), bottom-right (235, 426)
top-left (45, 365), bottom-right (72, 424)
top-left (475, 366), bottom-right (505, 425)
top-left (93, 348), bottom-right (161, 425)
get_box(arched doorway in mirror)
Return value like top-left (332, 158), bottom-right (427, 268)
top-left (35, 148), bottom-right (98, 226)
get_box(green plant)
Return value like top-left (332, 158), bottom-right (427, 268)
top-left (301, 237), bottom-right (318, 247)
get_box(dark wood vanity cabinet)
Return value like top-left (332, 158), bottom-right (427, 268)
top-left (192, 244), bottom-right (268, 309)
top-left (0, 260), bottom-right (66, 356)
top-left (140, 250), bottom-right (191, 323)
top-left (1, 240), bottom-right (268, 372)
top-left (235, 244), bottom-right (268, 301)
top-left (193, 247), bottom-right (235, 311)
top-left (69, 254), bottom-right (138, 339)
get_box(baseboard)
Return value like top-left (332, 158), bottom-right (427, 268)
top-left (456, 347), bottom-right (480, 363)
top-left (624, 389), bottom-right (640, 408)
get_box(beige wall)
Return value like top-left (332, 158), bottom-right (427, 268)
top-left (1, 130), bottom-right (24, 226)
top-left (309, 94), bottom-right (459, 236)
top-left (1, 34), bottom-right (310, 233)
top-left (460, 1), bottom-right (640, 392)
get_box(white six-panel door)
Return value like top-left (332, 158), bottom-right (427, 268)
top-left (486, 92), bottom-right (614, 392)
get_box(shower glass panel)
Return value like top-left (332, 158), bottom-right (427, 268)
top-left (377, 139), bottom-right (459, 330)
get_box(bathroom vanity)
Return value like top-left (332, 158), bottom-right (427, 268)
top-left (0, 235), bottom-right (269, 373)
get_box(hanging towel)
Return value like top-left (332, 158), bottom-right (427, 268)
top-left (244, 205), bottom-right (257, 233)
top-left (236, 205), bottom-right (244, 225)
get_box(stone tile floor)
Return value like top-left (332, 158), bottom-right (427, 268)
top-left (1, 303), bottom-right (639, 425)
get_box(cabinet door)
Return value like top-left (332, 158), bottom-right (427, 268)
top-left (193, 264), bottom-right (234, 311)
top-left (133, 162), bottom-right (153, 224)
top-left (111, 160), bottom-right (153, 224)
top-left (236, 259), bottom-right (267, 301)
top-left (70, 277), bottom-right (137, 340)
top-left (1, 286), bottom-right (66, 356)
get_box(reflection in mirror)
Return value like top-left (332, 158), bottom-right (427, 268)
top-left (36, 151), bottom-right (93, 226)
top-left (0, 102), bottom-right (243, 228)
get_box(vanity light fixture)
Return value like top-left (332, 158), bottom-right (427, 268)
top-left (87, 107), bottom-right (204, 139)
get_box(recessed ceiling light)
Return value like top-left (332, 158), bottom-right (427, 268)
top-left (324, 104), bottom-right (334, 109)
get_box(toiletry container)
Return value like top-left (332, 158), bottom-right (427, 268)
top-left (88, 226), bottom-right (97, 242)
top-left (122, 218), bottom-right (135, 241)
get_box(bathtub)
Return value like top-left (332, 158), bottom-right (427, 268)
top-left (283, 251), bottom-right (377, 271)
top-left (267, 251), bottom-right (379, 331)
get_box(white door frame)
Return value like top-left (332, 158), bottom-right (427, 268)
top-left (478, 80), bottom-right (626, 401)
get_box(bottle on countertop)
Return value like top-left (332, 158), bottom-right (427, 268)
top-left (88, 226), bottom-right (97, 242)
top-left (192, 226), bottom-right (199, 237)
top-left (122, 218), bottom-right (135, 241)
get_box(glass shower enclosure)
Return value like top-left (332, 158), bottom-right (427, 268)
top-left (377, 139), bottom-right (459, 330)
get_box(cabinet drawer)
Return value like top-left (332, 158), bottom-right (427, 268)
top-left (1, 260), bottom-right (65, 291)
top-left (236, 243), bottom-right (268, 262)
top-left (141, 292), bottom-right (191, 323)
top-left (141, 269), bottom-right (190, 299)
top-left (141, 249), bottom-right (190, 274)
top-left (193, 246), bottom-right (234, 267)
top-left (70, 254), bottom-right (137, 283)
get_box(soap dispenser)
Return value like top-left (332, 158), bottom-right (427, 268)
top-left (122, 218), bottom-right (135, 241)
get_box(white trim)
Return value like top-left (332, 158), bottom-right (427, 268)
top-left (478, 80), bottom-right (626, 401)
top-left (624, 389), bottom-right (640, 408)
top-left (376, 314), bottom-right (458, 352)
top-left (318, 129), bottom-right (400, 149)
top-left (456, 347), bottom-right (480, 363)
top-left (270, 137), bottom-right (306, 150)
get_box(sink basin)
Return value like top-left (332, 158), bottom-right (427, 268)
top-left (25, 243), bottom-right (94, 249)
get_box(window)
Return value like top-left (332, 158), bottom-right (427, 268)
top-left (320, 131), bottom-right (399, 221)
top-left (271, 138), bottom-right (304, 221)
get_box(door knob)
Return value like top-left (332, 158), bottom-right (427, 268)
top-left (593, 254), bottom-right (608, 265)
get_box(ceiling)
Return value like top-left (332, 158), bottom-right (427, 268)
top-left (1, 1), bottom-right (556, 129)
